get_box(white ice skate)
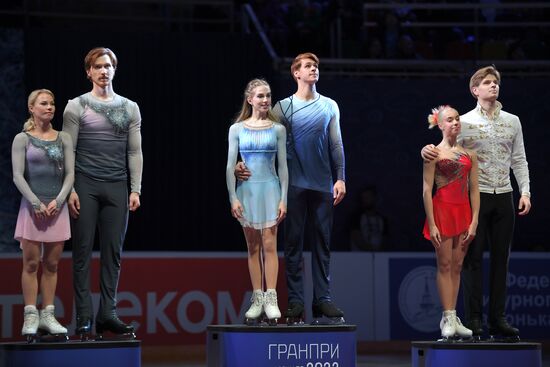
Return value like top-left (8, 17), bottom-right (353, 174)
top-left (22, 305), bottom-right (39, 342)
top-left (439, 310), bottom-right (456, 342)
top-left (38, 305), bottom-right (68, 341)
top-left (245, 289), bottom-right (264, 325)
top-left (454, 314), bottom-right (473, 340)
top-left (263, 289), bottom-right (281, 325)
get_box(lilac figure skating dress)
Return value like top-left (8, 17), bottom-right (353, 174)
top-left (12, 132), bottom-right (74, 243)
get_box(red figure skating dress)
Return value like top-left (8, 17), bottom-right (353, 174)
top-left (423, 151), bottom-right (472, 240)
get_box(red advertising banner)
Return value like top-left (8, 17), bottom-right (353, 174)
top-left (0, 253), bottom-right (288, 345)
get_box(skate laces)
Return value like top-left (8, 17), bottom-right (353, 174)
top-left (264, 290), bottom-right (278, 306)
top-left (250, 291), bottom-right (264, 306)
top-left (441, 314), bottom-right (454, 328)
top-left (24, 311), bottom-right (39, 324)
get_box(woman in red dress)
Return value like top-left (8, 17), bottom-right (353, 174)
top-left (422, 105), bottom-right (480, 341)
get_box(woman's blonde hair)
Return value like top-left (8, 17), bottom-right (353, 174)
top-left (427, 105), bottom-right (451, 129)
top-left (234, 78), bottom-right (278, 123)
top-left (23, 89), bottom-right (55, 132)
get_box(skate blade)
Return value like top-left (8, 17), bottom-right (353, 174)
top-left (95, 332), bottom-right (136, 341)
top-left (37, 334), bottom-right (69, 342)
top-left (452, 333), bottom-right (474, 342)
top-left (37, 329), bottom-right (69, 341)
top-left (310, 316), bottom-right (345, 326)
top-left (244, 316), bottom-right (268, 326)
top-left (488, 335), bottom-right (520, 343)
top-left (436, 338), bottom-right (454, 343)
top-left (285, 317), bottom-right (305, 326)
top-left (437, 336), bottom-right (458, 343)
top-left (24, 332), bottom-right (68, 343)
top-left (24, 334), bottom-right (38, 344)
top-left (79, 333), bottom-right (93, 342)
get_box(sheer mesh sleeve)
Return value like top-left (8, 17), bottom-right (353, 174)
top-left (62, 98), bottom-right (82, 194)
top-left (272, 102), bottom-right (285, 127)
top-left (225, 123), bottom-right (241, 204)
top-left (62, 98), bottom-right (81, 152)
top-left (55, 132), bottom-right (75, 207)
top-left (328, 100), bottom-right (346, 181)
top-left (127, 102), bottom-right (143, 194)
top-left (275, 123), bottom-right (288, 205)
top-left (273, 100), bottom-right (291, 150)
top-left (11, 133), bottom-right (41, 209)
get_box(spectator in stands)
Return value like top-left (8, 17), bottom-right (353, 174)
top-left (349, 185), bottom-right (389, 251)
top-left (286, 1), bottom-right (325, 56)
top-left (365, 37), bottom-right (384, 59)
top-left (251, 0), bottom-right (290, 55)
top-left (396, 34), bottom-right (422, 59)
top-left (382, 11), bottom-right (401, 58)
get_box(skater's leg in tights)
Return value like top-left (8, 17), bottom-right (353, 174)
top-left (21, 239), bottom-right (41, 306)
top-left (450, 235), bottom-right (468, 310)
top-left (40, 242), bottom-right (64, 306)
top-left (262, 226), bottom-right (278, 290)
top-left (262, 225), bottom-right (281, 323)
top-left (243, 227), bottom-right (263, 290)
top-left (435, 236), bottom-right (454, 310)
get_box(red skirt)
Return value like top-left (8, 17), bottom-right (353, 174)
top-left (423, 197), bottom-right (471, 240)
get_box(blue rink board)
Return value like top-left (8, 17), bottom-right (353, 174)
top-left (207, 324), bottom-right (357, 367)
top-left (0, 340), bottom-right (141, 367)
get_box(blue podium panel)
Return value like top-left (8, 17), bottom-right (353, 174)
top-left (0, 340), bottom-right (141, 367)
top-left (411, 341), bottom-right (541, 367)
top-left (207, 324), bottom-right (357, 367)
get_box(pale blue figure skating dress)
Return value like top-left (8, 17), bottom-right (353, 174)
top-left (226, 122), bottom-right (288, 229)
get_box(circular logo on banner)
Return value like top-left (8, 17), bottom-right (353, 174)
top-left (398, 265), bottom-right (441, 333)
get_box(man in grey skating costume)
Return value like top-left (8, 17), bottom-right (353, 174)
top-left (63, 47), bottom-right (143, 337)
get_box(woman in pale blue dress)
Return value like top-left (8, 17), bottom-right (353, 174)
top-left (226, 79), bottom-right (288, 324)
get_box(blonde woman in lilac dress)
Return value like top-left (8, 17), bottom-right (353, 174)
top-left (12, 89), bottom-right (74, 340)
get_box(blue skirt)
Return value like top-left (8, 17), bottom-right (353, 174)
top-left (236, 177), bottom-right (281, 229)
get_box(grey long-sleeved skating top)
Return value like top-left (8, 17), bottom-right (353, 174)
top-left (62, 92), bottom-right (143, 194)
top-left (12, 131), bottom-right (75, 209)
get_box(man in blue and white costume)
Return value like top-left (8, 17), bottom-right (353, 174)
top-left (274, 52), bottom-right (346, 324)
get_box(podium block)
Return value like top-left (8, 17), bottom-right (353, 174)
top-left (207, 324), bottom-right (356, 367)
top-left (0, 340), bottom-right (141, 367)
top-left (412, 341), bottom-right (541, 367)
